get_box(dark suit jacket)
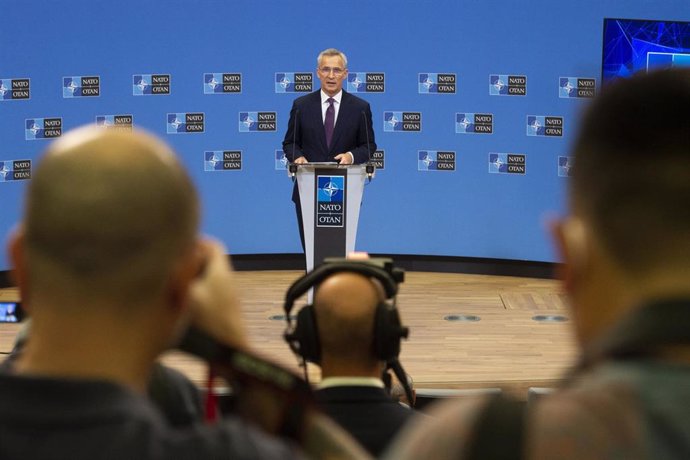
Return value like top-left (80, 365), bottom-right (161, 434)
top-left (283, 90), bottom-right (377, 202)
top-left (315, 385), bottom-right (415, 457)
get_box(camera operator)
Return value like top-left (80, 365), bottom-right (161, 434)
top-left (284, 258), bottom-right (415, 456)
top-left (0, 126), bottom-right (369, 460)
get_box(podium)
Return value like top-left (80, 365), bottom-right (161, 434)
top-left (295, 163), bottom-right (366, 273)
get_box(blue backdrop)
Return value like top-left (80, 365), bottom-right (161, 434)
top-left (1, 0), bottom-right (688, 270)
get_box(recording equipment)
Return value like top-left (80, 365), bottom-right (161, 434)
top-left (362, 110), bottom-right (375, 179)
top-left (177, 327), bottom-right (313, 440)
top-left (0, 301), bottom-right (24, 323)
top-left (288, 108), bottom-right (300, 177)
top-left (283, 258), bottom-right (407, 364)
top-left (282, 258), bottom-right (413, 403)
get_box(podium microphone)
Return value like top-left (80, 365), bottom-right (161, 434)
top-left (362, 110), bottom-right (375, 180)
top-left (288, 108), bottom-right (300, 177)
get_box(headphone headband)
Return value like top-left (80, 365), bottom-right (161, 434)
top-left (283, 261), bottom-right (398, 320)
top-left (282, 259), bottom-right (413, 405)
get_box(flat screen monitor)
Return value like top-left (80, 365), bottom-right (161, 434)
top-left (602, 18), bottom-right (690, 84)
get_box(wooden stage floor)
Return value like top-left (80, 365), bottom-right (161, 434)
top-left (0, 270), bottom-right (578, 398)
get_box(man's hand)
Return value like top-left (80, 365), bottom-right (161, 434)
top-left (187, 239), bottom-right (248, 351)
top-left (294, 156), bottom-right (308, 164)
top-left (334, 152), bottom-right (354, 165)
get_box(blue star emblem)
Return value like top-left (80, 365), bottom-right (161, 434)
top-left (562, 80), bottom-right (575, 95)
top-left (242, 115), bottom-right (255, 128)
top-left (529, 118), bottom-right (541, 132)
top-left (137, 78), bottom-right (148, 92)
top-left (323, 181), bottom-right (339, 197)
top-left (170, 117), bottom-right (183, 130)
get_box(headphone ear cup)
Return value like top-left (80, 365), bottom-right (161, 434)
top-left (373, 303), bottom-right (404, 361)
top-left (290, 305), bottom-right (321, 364)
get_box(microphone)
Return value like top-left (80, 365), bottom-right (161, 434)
top-left (387, 358), bottom-right (415, 408)
top-left (362, 110), bottom-right (375, 180)
top-left (289, 108), bottom-right (300, 177)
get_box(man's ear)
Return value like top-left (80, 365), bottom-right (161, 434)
top-left (166, 241), bottom-right (205, 315)
top-left (8, 226), bottom-right (30, 307)
top-left (550, 217), bottom-right (589, 296)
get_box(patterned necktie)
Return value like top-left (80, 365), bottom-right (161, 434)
top-left (324, 97), bottom-right (335, 148)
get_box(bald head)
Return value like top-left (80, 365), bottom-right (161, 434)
top-left (23, 126), bottom-right (199, 303)
top-left (313, 272), bottom-right (383, 364)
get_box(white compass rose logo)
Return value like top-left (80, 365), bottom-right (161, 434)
top-left (170, 117), bottom-right (183, 130)
top-left (66, 79), bottom-right (78, 94)
top-left (562, 80), bottom-right (575, 95)
top-left (323, 181), bottom-right (339, 197)
top-left (137, 78), bottom-right (148, 92)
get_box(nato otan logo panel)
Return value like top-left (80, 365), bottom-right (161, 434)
top-left (558, 156), bottom-right (573, 177)
top-left (383, 111), bottom-right (421, 132)
top-left (133, 74), bottom-right (170, 95)
top-left (167, 113), bottom-right (204, 134)
top-left (347, 72), bottom-right (385, 93)
top-left (317, 175), bottom-right (345, 227)
top-left (25, 118), bottom-right (62, 140)
top-left (204, 73), bottom-right (241, 94)
top-left (418, 150), bottom-right (456, 171)
top-left (275, 73), bottom-right (313, 93)
top-left (0, 160), bottom-right (31, 182)
top-left (239, 112), bottom-right (276, 132)
top-left (96, 115), bottom-right (133, 131)
top-left (456, 113), bottom-right (493, 134)
top-left (205, 151), bottom-right (242, 171)
top-left (527, 116), bottom-right (563, 137)
top-left (275, 150), bottom-right (288, 170)
top-left (371, 150), bottom-right (384, 170)
top-left (418, 73), bottom-right (456, 94)
top-left (559, 77), bottom-right (596, 98)
top-left (0, 78), bottom-right (30, 100)
top-left (63, 76), bottom-right (100, 98)
top-left (489, 153), bottom-right (526, 175)
top-left (489, 75), bottom-right (527, 96)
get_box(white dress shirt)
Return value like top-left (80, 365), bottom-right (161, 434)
top-left (319, 89), bottom-right (353, 162)
top-left (320, 89), bottom-right (343, 125)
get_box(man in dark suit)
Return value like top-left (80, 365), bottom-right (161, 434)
top-left (282, 48), bottom-right (376, 248)
top-left (311, 271), bottom-right (414, 457)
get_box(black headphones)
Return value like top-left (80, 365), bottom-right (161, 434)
top-left (283, 261), bottom-right (409, 365)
